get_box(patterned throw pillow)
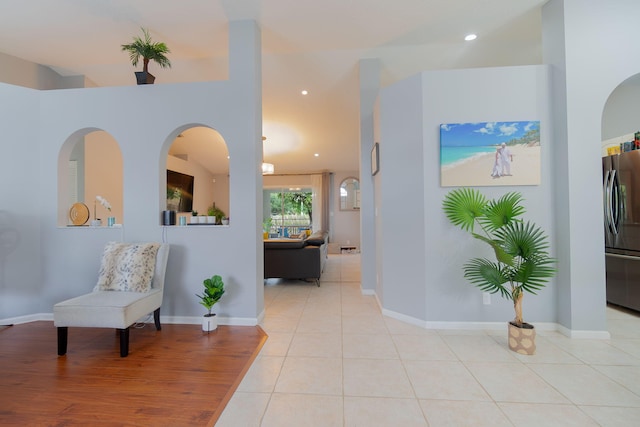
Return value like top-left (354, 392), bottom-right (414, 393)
top-left (94, 242), bottom-right (160, 292)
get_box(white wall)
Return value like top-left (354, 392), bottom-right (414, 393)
top-left (379, 65), bottom-right (555, 325)
top-left (0, 51), bottom-right (90, 90)
top-left (0, 83), bottom-right (41, 317)
top-left (359, 58), bottom-right (381, 293)
top-left (379, 73), bottom-right (427, 319)
top-left (0, 21), bottom-right (263, 324)
top-left (541, 0), bottom-right (640, 332)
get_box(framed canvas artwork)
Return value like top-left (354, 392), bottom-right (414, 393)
top-left (439, 121), bottom-right (541, 187)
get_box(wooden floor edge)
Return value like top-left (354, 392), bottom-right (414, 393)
top-left (207, 326), bottom-right (269, 426)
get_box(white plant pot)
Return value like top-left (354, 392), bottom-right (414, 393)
top-left (198, 216), bottom-right (207, 224)
top-left (221, 219), bottom-right (229, 225)
top-left (202, 314), bottom-right (217, 332)
top-left (90, 219), bottom-right (102, 227)
top-left (207, 216), bottom-right (216, 224)
top-left (190, 216), bottom-right (198, 224)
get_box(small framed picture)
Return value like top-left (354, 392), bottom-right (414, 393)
top-left (371, 142), bottom-right (380, 176)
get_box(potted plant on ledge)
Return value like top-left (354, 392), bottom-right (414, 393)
top-left (196, 275), bottom-right (225, 333)
top-left (207, 204), bottom-right (226, 225)
top-left (121, 27), bottom-right (171, 85)
top-left (442, 188), bottom-right (557, 355)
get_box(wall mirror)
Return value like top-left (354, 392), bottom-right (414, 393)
top-left (339, 177), bottom-right (360, 210)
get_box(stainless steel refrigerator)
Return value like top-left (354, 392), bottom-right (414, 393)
top-left (603, 150), bottom-right (640, 311)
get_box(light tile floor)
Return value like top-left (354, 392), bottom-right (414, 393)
top-left (217, 254), bottom-right (640, 426)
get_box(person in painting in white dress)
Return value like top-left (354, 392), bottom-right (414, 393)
top-left (500, 142), bottom-right (513, 176)
top-left (491, 146), bottom-right (503, 178)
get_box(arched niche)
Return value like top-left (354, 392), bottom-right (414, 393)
top-left (164, 125), bottom-right (230, 225)
top-left (57, 129), bottom-right (123, 226)
top-left (600, 72), bottom-right (640, 313)
top-left (339, 177), bottom-right (360, 211)
top-left (602, 73), bottom-right (640, 148)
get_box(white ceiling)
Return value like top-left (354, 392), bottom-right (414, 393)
top-left (0, 0), bottom-right (548, 174)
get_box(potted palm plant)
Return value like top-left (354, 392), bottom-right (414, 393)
top-left (121, 27), bottom-right (171, 85)
top-left (442, 188), bottom-right (556, 355)
top-left (196, 275), bottom-right (225, 332)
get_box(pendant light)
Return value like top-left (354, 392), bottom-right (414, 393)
top-left (262, 136), bottom-right (274, 175)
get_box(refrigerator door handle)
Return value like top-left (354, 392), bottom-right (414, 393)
top-left (604, 170), bottom-right (611, 232)
top-left (604, 170), bottom-right (617, 234)
top-left (606, 252), bottom-right (640, 261)
top-left (610, 169), bottom-right (619, 235)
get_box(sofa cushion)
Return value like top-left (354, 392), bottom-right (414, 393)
top-left (94, 242), bottom-right (160, 292)
top-left (264, 238), bottom-right (307, 249)
top-left (305, 231), bottom-right (327, 246)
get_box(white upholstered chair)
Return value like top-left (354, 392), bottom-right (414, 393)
top-left (54, 242), bottom-right (170, 357)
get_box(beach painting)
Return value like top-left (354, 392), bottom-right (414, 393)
top-left (440, 121), bottom-right (541, 187)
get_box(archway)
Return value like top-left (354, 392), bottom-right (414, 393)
top-left (164, 126), bottom-right (230, 225)
top-left (600, 73), bottom-right (640, 314)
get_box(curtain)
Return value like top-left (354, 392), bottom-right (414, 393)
top-left (311, 174), bottom-right (322, 232)
top-left (321, 171), bottom-right (330, 232)
top-left (310, 173), bottom-right (331, 233)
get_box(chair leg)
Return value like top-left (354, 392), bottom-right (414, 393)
top-left (57, 327), bottom-right (68, 356)
top-left (118, 328), bottom-right (129, 357)
top-left (153, 308), bottom-right (162, 331)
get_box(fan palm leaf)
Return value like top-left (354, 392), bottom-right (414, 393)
top-left (442, 188), bottom-right (487, 232)
top-left (513, 257), bottom-right (557, 293)
top-left (463, 258), bottom-right (511, 299)
top-left (471, 232), bottom-right (515, 266)
top-left (479, 192), bottom-right (526, 231)
top-left (495, 221), bottom-right (550, 259)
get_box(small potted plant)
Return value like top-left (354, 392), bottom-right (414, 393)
top-left (92, 195), bottom-right (112, 227)
top-left (263, 218), bottom-right (273, 239)
top-left (207, 204), bottom-right (226, 225)
top-left (442, 188), bottom-right (556, 355)
top-left (190, 210), bottom-right (198, 224)
top-left (196, 275), bottom-right (225, 332)
top-left (121, 27), bottom-right (171, 85)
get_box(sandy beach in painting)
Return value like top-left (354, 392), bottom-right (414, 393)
top-left (441, 145), bottom-right (541, 187)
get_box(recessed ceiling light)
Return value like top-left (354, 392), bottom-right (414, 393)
top-left (301, 90), bottom-right (308, 95)
top-left (314, 153), bottom-right (319, 157)
top-left (464, 34), bottom-right (477, 41)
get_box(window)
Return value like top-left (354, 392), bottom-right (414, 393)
top-left (265, 188), bottom-right (312, 237)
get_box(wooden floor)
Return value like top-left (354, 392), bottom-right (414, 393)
top-left (0, 321), bottom-right (267, 426)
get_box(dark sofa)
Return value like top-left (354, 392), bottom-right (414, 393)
top-left (264, 230), bottom-right (329, 286)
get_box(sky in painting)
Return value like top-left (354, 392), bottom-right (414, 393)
top-left (440, 121), bottom-right (539, 147)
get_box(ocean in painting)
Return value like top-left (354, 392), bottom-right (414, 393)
top-left (440, 145), bottom-right (496, 168)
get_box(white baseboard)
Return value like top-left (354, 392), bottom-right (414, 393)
top-left (556, 324), bottom-right (611, 339)
top-left (0, 313), bottom-right (260, 327)
top-left (162, 315), bottom-right (259, 326)
top-left (1, 312), bottom-right (609, 338)
top-left (0, 313), bottom-right (53, 324)
top-left (380, 308), bottom-right (609, 338)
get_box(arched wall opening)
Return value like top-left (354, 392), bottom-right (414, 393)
top-left (600, 72), bottom-right (640, 315)
top-left (162, 125), bottom-right (230, 225)
top-left (57, 129), bottom-right (123, 227)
